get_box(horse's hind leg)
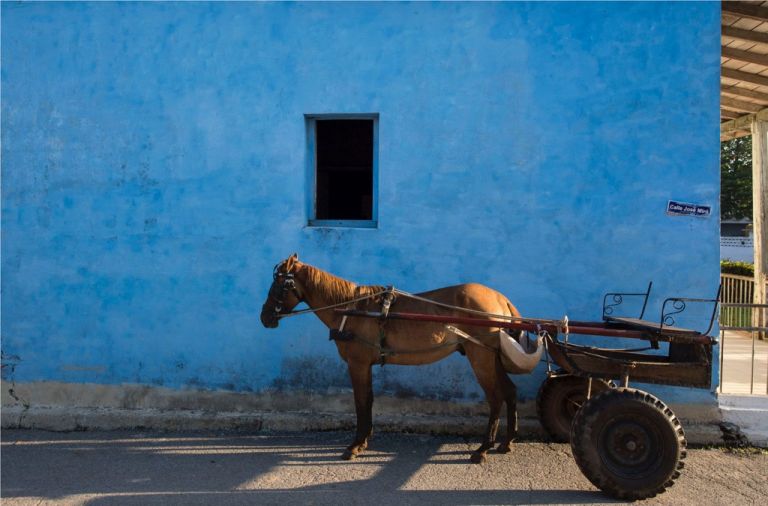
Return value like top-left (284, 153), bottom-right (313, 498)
top-left (342, 361), bottom-right (373, 460)
top-left (495, 357), bottom-right (517, 454)
top-left (473, 397), bottom-right (503, 463)
top-left (465, 345), bottom-right (503, 464)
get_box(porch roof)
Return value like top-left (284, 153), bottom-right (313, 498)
top-left (721, 1), bottom-right (768, 140)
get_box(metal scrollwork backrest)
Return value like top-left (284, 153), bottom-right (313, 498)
top-left (603, 294), bottom-right (624, 316)
top-left (658, 287), bottom-right (721, 336)
top-left (661, 299), bottom-right (687, 329)
top-left (602, 282), bottom-right (653, 320)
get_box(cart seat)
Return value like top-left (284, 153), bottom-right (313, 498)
top-left (604, 316), bottom-right (702, 336)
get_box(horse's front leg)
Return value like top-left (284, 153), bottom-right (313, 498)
top-left (342, 360), bottom-right (373, 460)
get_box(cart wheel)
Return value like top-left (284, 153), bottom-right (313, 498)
top-left (536, 375), bottom-right (612, 442)
top-left (570, 388), bottom-right (686, 501)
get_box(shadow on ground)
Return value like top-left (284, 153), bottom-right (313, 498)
top-left (1, 430), bottom-right (615, 505)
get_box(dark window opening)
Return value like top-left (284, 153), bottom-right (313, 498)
top-left (315, 119), bottom-right (374, 221)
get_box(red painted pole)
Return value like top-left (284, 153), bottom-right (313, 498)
top-left (335, 310), bottom-right (716, 345)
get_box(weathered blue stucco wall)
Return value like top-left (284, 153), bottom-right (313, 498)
top-left (2, 1), bottom-right (720, 404)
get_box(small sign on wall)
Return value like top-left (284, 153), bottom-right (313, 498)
top-left (666, 200), bottom-right (711, 218)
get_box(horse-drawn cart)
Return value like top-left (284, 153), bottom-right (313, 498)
top-left (262, 256), bottom-right (720, 501)
top-left (337, 282), bottom-right (720, 501)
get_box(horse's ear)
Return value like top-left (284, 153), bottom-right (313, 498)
top-left (285, 253), bottom-right (299, 271)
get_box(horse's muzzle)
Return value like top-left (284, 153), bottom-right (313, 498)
top-left (260, 306), bottom-right (280, 328)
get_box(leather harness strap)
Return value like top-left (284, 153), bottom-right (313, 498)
top-left (377, 287), bottom-right (396, 365)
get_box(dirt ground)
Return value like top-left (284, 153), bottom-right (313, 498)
top-left (1, 430), bottom-right (766, 505)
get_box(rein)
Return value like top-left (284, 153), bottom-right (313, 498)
top-left (266, 266), bottom-right (559, 369)
top-left (276, 284), bottom-right (528, 322)
top-left (270, 280), bottom-right (515, 361)
top-left (272, 276), bottom-right (570, 335)
top-left (275, 289), bottom-right (391, 319)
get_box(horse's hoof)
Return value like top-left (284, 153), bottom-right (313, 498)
top-left (341, 449), bottom-right (358, 460)
top-left (496, 442), bottom-right (512, 454)
top-left (470, 452), bottom-right (487, 464)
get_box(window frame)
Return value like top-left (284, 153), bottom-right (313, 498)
top-left (305, 113), bottom-right (379, 228)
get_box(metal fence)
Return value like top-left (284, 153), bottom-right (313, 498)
top-left (719, 302), bottom-right (768, 395)
top-left (720, 273), bottom-right (768, 327)
top-left (720, 236), bottom-right (754, 248)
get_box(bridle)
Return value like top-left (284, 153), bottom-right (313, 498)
top-left (267, 263), bottom-right (304, 317)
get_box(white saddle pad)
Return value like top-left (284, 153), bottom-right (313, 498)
top-left (499, 329), bottom-right (544, 374)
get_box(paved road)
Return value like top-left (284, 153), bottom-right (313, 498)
top-left (1, 430), bottom-right (766, 505)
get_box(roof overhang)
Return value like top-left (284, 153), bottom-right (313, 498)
top-left (721, 1), bottom-right (768, 140)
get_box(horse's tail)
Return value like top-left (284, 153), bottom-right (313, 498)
top-left (505, 299), bottom-right (525, 342)
top-left (505, 299), bottom-right (521, 318)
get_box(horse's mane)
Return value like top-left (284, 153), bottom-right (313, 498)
top-left (299, 264), bottom-right (385, 304)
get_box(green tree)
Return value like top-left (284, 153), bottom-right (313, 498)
top-left (721, 136), bottom-right (753, 220)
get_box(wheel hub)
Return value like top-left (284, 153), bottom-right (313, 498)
top-left (564, 393), bottom-right (586, 418)
top-left (600, 418), bottom-right (659, 475)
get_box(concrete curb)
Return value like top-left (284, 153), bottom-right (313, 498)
top-left (1, 405), bottom-right (725, 445)
top-left (1, 381), bottom-right (727, 444)
top-left (719, 394), bottom-right (768, 447)
top-left (0, 405), bottom-right (516, 435)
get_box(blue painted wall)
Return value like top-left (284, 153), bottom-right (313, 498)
top-left (2, 2), bottom-right (720, 404)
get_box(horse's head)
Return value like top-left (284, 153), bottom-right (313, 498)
top-left (260, 253), bottom-right (305, 328)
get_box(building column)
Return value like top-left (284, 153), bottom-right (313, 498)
top-left (750, 118), bottom-right (768, 338)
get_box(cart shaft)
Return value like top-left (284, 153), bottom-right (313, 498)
top-left (335, 309), bottom-right (716, 345)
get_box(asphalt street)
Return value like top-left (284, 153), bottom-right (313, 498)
top-left (1, 430), bottom-right (766, 505)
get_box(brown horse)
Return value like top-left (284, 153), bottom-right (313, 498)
top-left (260, 253), bottom-right (522, 463)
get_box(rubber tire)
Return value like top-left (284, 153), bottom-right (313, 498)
top-left (570, 388), bottom-right (686, 501)
top-left (536, 375), bottom-right (612, 443)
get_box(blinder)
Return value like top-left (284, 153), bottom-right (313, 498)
top-left (268, 264), bottom-right (303, 317)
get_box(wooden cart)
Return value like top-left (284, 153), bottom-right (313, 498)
top-left (339, 282), bottom-right (720, 500)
